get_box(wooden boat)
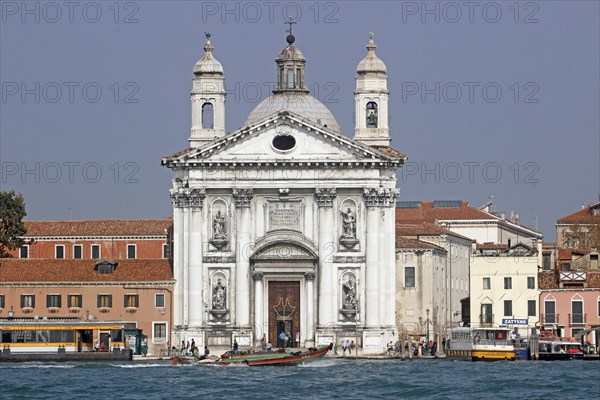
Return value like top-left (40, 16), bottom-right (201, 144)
top-left (446, 327), bottom-right (515, 361)
top-left (218, 343), bottom-right (332, 366)
top-left (171, 354), bottom-right (220, 365)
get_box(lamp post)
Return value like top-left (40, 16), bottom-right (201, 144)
top-left (426, 309), bottom-right (430, 343)
top-left (355, 307), bottom-right (359, 360)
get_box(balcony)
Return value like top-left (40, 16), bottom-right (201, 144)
top-left (560, 271), bottom-right (586, 283)
top-left (479, 314), bottom-right (494, 325)
top-left (541, 314), bottom-right (559, 324)
top-left (569, 313), bottom-right (586, 325)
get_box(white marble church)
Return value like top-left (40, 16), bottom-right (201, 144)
top-left (162, 28), bottom-right (405, 354)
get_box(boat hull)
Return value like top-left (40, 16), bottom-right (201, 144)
top-left (446, 349), bottom-right (515, 361)
top-left (219, 344), bottom-right (332, 366)
top-left (0, 350), bottom-right (133, 362)
top-left (538, 353), bottom-right (584, 361)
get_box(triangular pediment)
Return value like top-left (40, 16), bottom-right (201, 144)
top-left (162, 111), bottom-right (404, 169)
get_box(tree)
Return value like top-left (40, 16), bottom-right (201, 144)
top-left (0, 191), bottom-right (27, 257)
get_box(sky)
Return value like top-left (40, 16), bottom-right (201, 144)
top-left (1, 0), bottom-right (599, 240)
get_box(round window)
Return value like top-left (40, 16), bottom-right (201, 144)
top-left (272, 135), bottom-right (296, 151)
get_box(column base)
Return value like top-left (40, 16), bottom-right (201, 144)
top-left (362, 327), bottom-right (396, 355)
top-left (175, 326), bottom-right (207, 348)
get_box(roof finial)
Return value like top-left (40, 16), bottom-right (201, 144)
top-left (369, 32), bottom-right (374, 40)
top-left (285, 16), bottom-right (297, 45)
top-left (205, 32), bottom-right (211, 40)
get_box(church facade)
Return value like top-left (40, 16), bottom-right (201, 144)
top-left (162, 30), bottom-right (405, 354)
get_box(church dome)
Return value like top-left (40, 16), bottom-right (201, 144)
top-left (193, 39), bottom-right (223, 76)
top-left (244, 92), bottom-right (341, 133)
top-left (276, 45), bottom-right (306, 62)
top-left (357, 35), bottom-right (387, 75)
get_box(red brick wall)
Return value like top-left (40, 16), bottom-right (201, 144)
top-left (8, 239), bottom-right (166, 260)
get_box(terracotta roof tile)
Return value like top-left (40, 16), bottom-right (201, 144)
top-left (396, 236), bottom-right (445, 250)
top-left (23, 219), bottom-right (172, 237)
top-left (396, 201), bottom-right (495, 223)
top-left (0, 259), bottom-right (173, 283)
top-left (370, 145), bottom-right (406, 159)
top-left (396, 223), bottom-right (473, 242)
top-left (557, 202), bottom-right (600, 225)
top-left (476, 242), bottom-right (509, 250)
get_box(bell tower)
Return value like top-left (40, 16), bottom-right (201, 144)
top-left (190, 33), bottom-right (226, 148)
top-left (354, 33), bottom-right (390, 147)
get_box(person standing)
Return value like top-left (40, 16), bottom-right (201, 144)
top-left (261, 334), bottom-right (267, 351)
top-left (279, 330), bottom-right (286, 348)
top-left (204, 346), bottom-right (210, 357)
top-left (233, 339), bottom-right (239, 352)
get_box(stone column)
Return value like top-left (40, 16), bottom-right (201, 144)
top-left (363, 188), bottom-right (398, 329)
top-left (233, 188), bottom-right (254, 327)
top-left (315, 188), bottom-right (336, 327)
top-left (182, 205), bottom-right (190, 326)
top-left (188, 189), bottom-right (206, 327)
top-left (170, 189), bottom-right (185, 329)
top-left (363, 189), bottom-right (380, 327)
top-left (382, 190), bottom-right (399, 327)
top-left (253, 271), bottom-right (264, 340)
top-left (305, 271), bottom-right (316, 345)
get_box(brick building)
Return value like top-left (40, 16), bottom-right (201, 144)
top-left (0, 219), bottom-right (174, 355)
top-left (9, 219), bottom-right (171, 261)
top-left (538, 203), bottom-right (600, 347)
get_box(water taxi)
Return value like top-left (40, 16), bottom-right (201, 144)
top-left (538, 338), bottom-right (584, 360)
top-left (446, 327), bottom-right (515, 361)
top-left (0, 318), bottom-right (133, 362)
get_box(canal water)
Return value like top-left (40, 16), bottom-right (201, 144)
top-left (2, 359), bottom-right (599, 399)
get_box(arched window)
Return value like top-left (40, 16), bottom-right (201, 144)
top-left (366, 102), bottom-right (378, 128)
top-left (202, 102), bottom-right (214, 129)
top-left (279, 67), bottom-right (285, 89)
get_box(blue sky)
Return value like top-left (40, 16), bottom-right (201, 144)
top-left (1, 0), bottom-right (598, 240)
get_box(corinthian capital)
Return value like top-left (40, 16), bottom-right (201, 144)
top-left (314, 188), bottom-right (336, 207)
top-left (169, 187), bottom-right (206, 208)
top-left (363, 187), bottom-right (399, 207)
top-left (233, 188), bottom-right (254, 208)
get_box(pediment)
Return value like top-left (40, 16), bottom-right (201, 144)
top-left (252, 243), bottom-right (316, 262)
top-left (162, 112), bottom-right (404, 169)
top-left (250, 230), bottom-right (318, 263)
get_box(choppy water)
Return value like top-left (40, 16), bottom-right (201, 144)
top-left (2, 359), bottom-right (599, 399)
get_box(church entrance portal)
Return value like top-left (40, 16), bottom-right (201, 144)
top-left (268, 281), bottom-right (300, 348)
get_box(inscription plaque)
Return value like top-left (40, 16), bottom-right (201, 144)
top-left (268, 200), bottom-right (302, 232)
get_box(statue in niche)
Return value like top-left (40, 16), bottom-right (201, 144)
top-left (342, 207), bottom-right (356, 238)
top-left (342, 278), bottom-right (357, 310)
top-left (212, 279), bottom-right (226, 309)
top-left (213, 210), bottom-right (226, 239)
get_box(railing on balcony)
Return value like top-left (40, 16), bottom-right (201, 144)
top-left (479, 314), bottom-right (494, 325)
top-left (541, 314), bottom-right (559, 324)
top-left (569, 313), bottom-right (586, 325)
top-left (560, 271), bottom-right (586, 282)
